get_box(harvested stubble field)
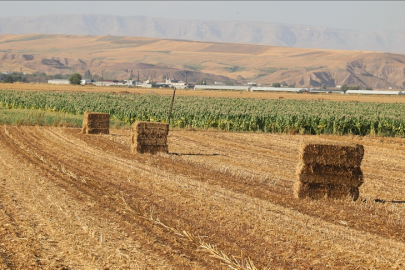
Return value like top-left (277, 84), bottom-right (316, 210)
top-left (0, 125), bottom-right (405, 269)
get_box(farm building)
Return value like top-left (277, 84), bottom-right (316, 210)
top-left (194, 85), bottom-right (251, 91)
top-left (94, 80), bottom-right (119, 86)
top-left (345, 90), bottom-right (404, 95)
top-left (141, 80), bottom-right (153, 88)
top-left (166, 79), bottom-right (188, 89)
top-left (124, 80), bottom-right (142, 87)
top-left (309, 89), bottom-right (346, 94)
top-left (250, 87), bottom-right (306, 93)
top-left (48, 79), bottom-right (70, 85)
top-left (80, 79), bottom-right (92, 85)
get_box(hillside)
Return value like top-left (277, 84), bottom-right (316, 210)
top-left (1, 14), bottom-right (405, 54)
top-left (1, 34), bottom-right (405, 89)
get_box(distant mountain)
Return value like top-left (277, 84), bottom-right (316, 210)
top-left (1, 14), bottom-right (405, 54)
top-left (1, 34), bottom-right (405, 89)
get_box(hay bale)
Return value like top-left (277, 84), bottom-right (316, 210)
top-left (131, 121), bottom-right (169, 154)
top-left (296, 162), bottom-right (363, 187)
top-left (295, 140), bottom-right (364, 201)
top-left (81, 111), bottom-right (109, 134)
top-left (299, 141), bottom-right (364, 167)
top-left (294, 182), bottom-right (359, 201)
top-left (293, 182), bottom-right (327, 200)
top-left (328, 186), bottom-right (359, 201)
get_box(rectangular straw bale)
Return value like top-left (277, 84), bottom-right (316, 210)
top-left (328, 186), bottom-right (359, 201)
top-left (131, 121), bottom-right (169, 154)
top-left (81, 111), bottom-right (110, 134)
top-left (299, 141), bottom-right (364, 167)
top-left (293, 182), bottom-right (327, 200)
top-left (294, 182), bottom-right (359, 201)
top-left (296, 162), bottom-right (363, 187)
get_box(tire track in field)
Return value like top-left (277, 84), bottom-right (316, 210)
top-left (60, 127), bottom-right (405, 268)
top-left (66, 127), bottom-right (405, 245)
top-left (7, 126), bottom-right (310, 269)
top-left (3, 126), bottom-right (405, 269)
top-left (2, 126), bottom-right (265, 269)
top-left (0, 127), bottom-right (202, 269)
top-left (23, 127), bottom-right (290, 269)
top-left (0, 138), bottom-right (54, 270)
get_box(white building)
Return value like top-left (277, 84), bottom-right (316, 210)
top-left (194, 85), bottom-right (250, 91)
top-left (345, 90), bottom-right (402, 95)
top-left (80, 79), bottom-right (92, 85)
top-left (165, 79), bottom-right (188, 89)
top-left (48, 79), bottom-right (70, 85)
top-left (94, 80), bottom-right (119, 86)
top-left (250, 87), bottom-right (306, 93)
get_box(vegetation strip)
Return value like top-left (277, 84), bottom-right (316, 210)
top-left (0, 89), bottom-right (404, 136)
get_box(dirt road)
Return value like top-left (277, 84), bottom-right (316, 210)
top-left (0, 126), bottom-right (404, 269)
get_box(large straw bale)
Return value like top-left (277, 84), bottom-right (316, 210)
top-left (293, 182), bottom-right (327, 200)
top-left (299, 141), bottom-right (364, 167)
top-left (295, 140), bottom-right (364, 201)
top-left (328, 186), bottom-right (359, 201)
top-left (131, 121), bottom-right (169, 154)
top-left (296, 162), bottom-right (363, 187)
top-left (81, 111), bottom-right (109, 134)
top-left (294, 182), bottom-right (359, 200)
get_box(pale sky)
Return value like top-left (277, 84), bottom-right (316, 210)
top-left (1, 1), bottom-right (404, 32)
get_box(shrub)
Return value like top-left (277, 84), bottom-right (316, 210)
top-left (68, 73), bottom-right (82, 85)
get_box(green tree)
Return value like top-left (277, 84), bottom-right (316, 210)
top-left (4, 75), bottom-right (15, 83)
top-left (340, 84), bottom-right (348, 91)
top-left (348, 85), bottom-right (361, 90)
top-left (68, 73), bottom-right (82, 85)
top-left (272, 82), bottom-right (281, 87)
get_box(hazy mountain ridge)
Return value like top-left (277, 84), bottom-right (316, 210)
top-left (1, 33), bottom-right (405, 89)
top-left (1, 14), bottom-right (405, 54)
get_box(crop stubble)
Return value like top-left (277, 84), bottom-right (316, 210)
top-left (0, 126), bottom-right (405, 269)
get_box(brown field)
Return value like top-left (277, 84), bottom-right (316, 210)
top-left (1, 33), bottom-right (405, 88)
top-left (2, 83), bottom-right (405, 103)
top-left (1, 125), bottom-right (405, 269)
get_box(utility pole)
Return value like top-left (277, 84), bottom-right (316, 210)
top-left (137, 71), bottom-right (139, 83)
top-left (167, 88), bottom-right (176, 127)
top-left (101, 69), bottom-right (105, 81)
top-left (20, 68), bottom-right (22, 82)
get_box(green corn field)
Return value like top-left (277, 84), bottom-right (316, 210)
top-left (0, 90), bottom-right (404, 137)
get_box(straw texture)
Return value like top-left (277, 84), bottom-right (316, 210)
top-left (81, 111), bottom-right (109, 134)
top-left (299, 141), bottom-right (364, 167)
top-left (294, 141), bottom-right (364, 201)
top-left (131, 121), bottom-right (169, 154)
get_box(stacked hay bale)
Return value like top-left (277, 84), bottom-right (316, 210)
top-left (294, 141), bottom-right (364, 201)
top-left (81, 111), bottom-right (110, 134)
top-left (131, 121), bottom-right (169, 154)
